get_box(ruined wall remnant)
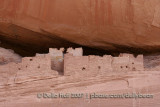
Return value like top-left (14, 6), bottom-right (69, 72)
top-left (20, 54), bottom-right (52, 71)
top-left (49, 48), bottom-right (64, 74)
top-left (67, 48), bottom-right (83, 56)
top-left (0, 48), bottom-right (144, 78)
top-left (0, 52), bottom-right (59, 84)
top-left (64, 49), bottom-right (144, 75)
top-left (0, 52), bottom-right (59, 73)
top-left (48, 47), bottom-right (83, 74)
top-left (64, 54), bottom-right (113, 76)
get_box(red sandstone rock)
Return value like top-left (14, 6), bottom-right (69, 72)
top-left (0, 0), bottom-right (160, 53)
top-left (0, 0), bottom-right (160, 106)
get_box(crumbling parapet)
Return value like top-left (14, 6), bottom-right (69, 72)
top-left (67, 47), bottom-right (83, 56)
top-left (36, 53), bottom-right (46, 57)
top-left (49, 48), bottom-right (64, 57)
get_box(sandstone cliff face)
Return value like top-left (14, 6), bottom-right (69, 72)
top-left (0, 0), bottom-right (160, 54)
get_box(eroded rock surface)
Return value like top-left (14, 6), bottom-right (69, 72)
top-left (0, 47), bottom-right (22, 65)
top-left (144, 54), bottom-right (160, 71)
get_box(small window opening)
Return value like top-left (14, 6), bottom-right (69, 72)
top-left (82, 67), bottom-right (86, 71)
top-left (38, 66), bottom-right (40, 69)
top-left (98, 66), bottom-right (101, 69)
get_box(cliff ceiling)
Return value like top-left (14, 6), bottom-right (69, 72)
top-left (0, 0), bottom-right (160, 56)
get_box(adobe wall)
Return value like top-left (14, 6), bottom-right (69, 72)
top-left (15, 54), bottom-right (59, 83)
top-left (0, 53), bottom-right (58, 73)
top-left (64, 52), bottom-right (144, 75)
top-left (19, 54), bottom-right (52, 71)
top-left (0, 48), bottom-right (145, 78)
top-left (0, 53), bottom-right (59, 85)
top-left (64, 54), bottom-right (88, 76)
top-left (119, 53), bottom-right (144, 71)
top-left (112, 57), bottom-right (130, 72)
top-left (88, 55), bottom-right (112, 75)
top-left (64, 54), bottom-right (113, 76)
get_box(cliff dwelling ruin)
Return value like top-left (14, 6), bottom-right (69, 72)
top-left (1, 0), bottom-right (160, 106)
top-left (0, 47), bottom-right (144, 78)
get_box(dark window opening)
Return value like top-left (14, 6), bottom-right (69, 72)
top-left (30, 59), bottom-right (33, 61)
top-left (132, 62), bottom-right (134, 64)
top-left (126, 66), bottom-right (128, 68)
top-left (38, 66), bottom-right (40, 69)
top-left (98, 66), bottom-right (101, 69)
top-left (26, 66), bottom-right (27, 68)
top-left (18, 68), bottom-right (21, 70)
top-left (121, 66), bottom-right (123, 68)
top-left (82, 67), bottom-right (86, 71)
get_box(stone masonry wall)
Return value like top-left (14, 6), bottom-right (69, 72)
top-left (20, 54), bottom-right (51, 71)
top-left (88, 55), bottom-right (113, 75)
top-left (119, 53), bottom-right (144, 71)
top-left (64, 54), bottom-right (113, 76)
top-left (112, 57), bottom-right (130, 72)
top-left (64, 54), bottom-right (88, 76)
top-left (64, 52), bottom-right (144, 75)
